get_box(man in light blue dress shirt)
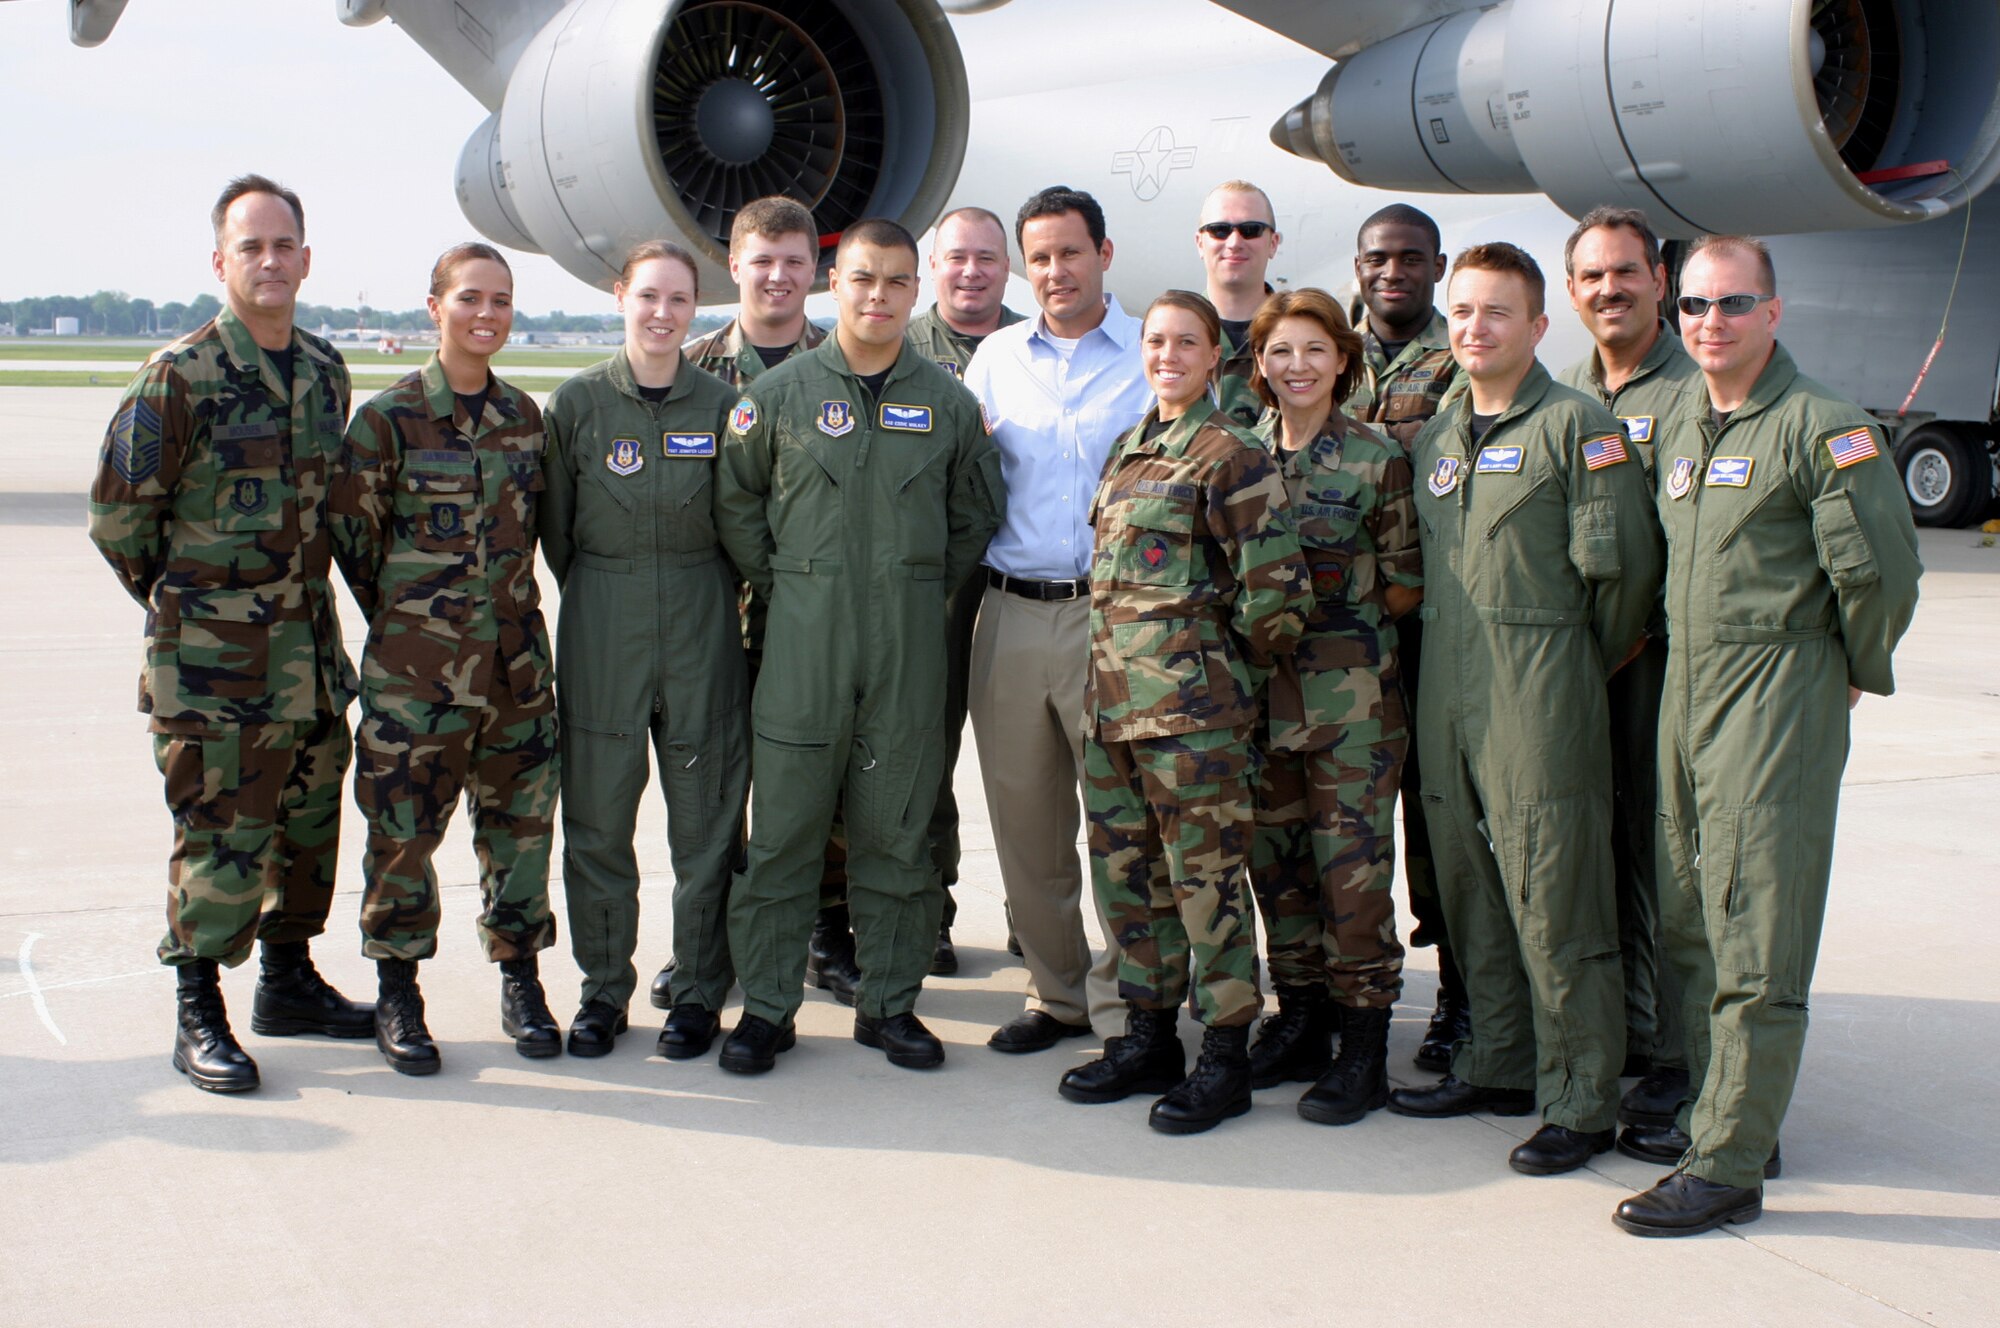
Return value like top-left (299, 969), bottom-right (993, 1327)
top-left (962, 186), bottom-right (1154, 1055)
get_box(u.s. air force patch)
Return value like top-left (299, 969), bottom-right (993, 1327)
top-left (729, 400), bottom-right (757, 435)
top-left (818, 400), bottom-right (854, 437)
top-left (1427, 456), bottom-right (1461, 497)
top-left (111, 396), bottom-right (163, 483)
top-left (606, 437), bottom-right (643, 475)
top-left (880, 403), bottom-right (932, 432)
top-left (229, 476), bottom-right (267, 516)
top-left (1666, 455), bottom-right (1696, 500)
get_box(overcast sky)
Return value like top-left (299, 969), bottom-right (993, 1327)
top-left (0, 1), bottom-right (613, 315)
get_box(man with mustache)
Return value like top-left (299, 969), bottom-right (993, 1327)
top-left (1558, 206), bottom-right (1705, 1136)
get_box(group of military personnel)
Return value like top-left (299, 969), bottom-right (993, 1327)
top-left (89, 170), bottom-right (1921, 1240)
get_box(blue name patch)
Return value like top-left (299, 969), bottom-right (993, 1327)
top-left (1705, 456), bottom-right (1754, 487)
top-left (880, 403), bottom-right (933, 432)
top-left (664, 432), bottom-right (716, 458)
top-left (1475, 445), bottom-right (1524, 474)
top-left (1620, 415), bottom-right (1655, 444)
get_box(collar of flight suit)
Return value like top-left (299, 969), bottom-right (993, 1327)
top-left (1688, 342), bottom-right (1803, 431)
top-left (1443, 359), bottom-right (1556, 446)
top-left (1584, 318), bottom-right (1688, 393)
top-left (608, 347), bottom-right (700, 405)
top-left (808, 329), bottom-right (925, 392)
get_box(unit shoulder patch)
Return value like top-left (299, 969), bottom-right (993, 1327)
top-left (1665, 455), bottom-right (1696, 500)
top-left (729, 399), bottom-right (757, 435)
top-left (1427, 456), bottom-right (1461, 496)
top-left (817, 400), bottom-right (855, 437)
top-left (606, 437), bottom-right (644, 475)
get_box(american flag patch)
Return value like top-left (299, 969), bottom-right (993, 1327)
top-left (1825, 427), bottom-right (1880, 469)
top-left (1582, 433), bottom-right (1628, 470)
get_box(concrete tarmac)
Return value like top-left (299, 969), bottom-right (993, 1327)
top-left (2, 385), bottom-right (1995, 1325)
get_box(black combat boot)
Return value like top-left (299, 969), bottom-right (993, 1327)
top-left (1414, 947), bottom-right (1471, 1073)
top-left (1297, 1004), bottom-right (1392, 1126)
top-left (251, 940), bottom-right (374, 1038)
top-left (648, 962), bottom-right (676, 1011)
top-left (806, 906), bottom-right (862, 1006)
top-left (1149, 1023), bottom-right (1254, 1134)
top-left (930, 924), bottom-right (959, 976)
top-left (1248, 984), bottom-right (1337, 1089)
top-left (1058, 1007), bottom-right (1186, 1104)
top-left (172, 959), bottom-right (259, 1093)
top-left (374, 958), bottom-right (440, 1076)
top-left (499, 956), bottom-right (562, 1058)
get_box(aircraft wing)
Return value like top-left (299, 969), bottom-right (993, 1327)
top-left (1203, 0), bottom-right (1480, 59)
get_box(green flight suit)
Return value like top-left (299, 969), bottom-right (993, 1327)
top-left (904, 301), bottom-right (1024, 914)
top-left (88, 309), bottom-right (357, 967)
top-left (1560, 325), bottom-right (1704, 1070)
top-left (716, 337), bottom-right (1005, 1024)
top-left (540, 351), bottom-right (751, 1013)
top-left (1411, 362), bottom-right (1664, 1131)
top-left (1652, 344), bottom-right (1920, 1188)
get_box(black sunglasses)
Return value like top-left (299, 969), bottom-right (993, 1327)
top-left (1675, 292), bottom-right (1775, 318)
top-left (1198, 220), bottom-right (1273, 240)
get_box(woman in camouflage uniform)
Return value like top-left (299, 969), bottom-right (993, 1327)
top-left (1057, 290), bottom-right (1309, 1135)
top-left (1243, 289), bottom-right (1423, 1126)
top-left (332, 242), bottom-right (561, 1075)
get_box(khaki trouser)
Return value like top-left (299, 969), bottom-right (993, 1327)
top-left (967, 583), bottom-right (1120, 1030)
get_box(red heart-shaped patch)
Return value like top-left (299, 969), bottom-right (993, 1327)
top-left (1142, 542), bottom-right (1164, 566)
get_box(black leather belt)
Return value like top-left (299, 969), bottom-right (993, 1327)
top-left (986, 568), bottom-right (1089, 602)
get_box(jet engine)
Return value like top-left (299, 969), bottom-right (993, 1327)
top-left (1271, 0), bottom-right (2000, 237)
top-left (452, 0), bottom-right (969, 291)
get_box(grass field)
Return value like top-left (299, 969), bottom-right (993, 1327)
top-left (0, 369), bottom-right (574, 392)
top-left (0, 341), bottom-right (614, 369)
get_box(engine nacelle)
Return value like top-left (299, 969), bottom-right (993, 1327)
top-left (1273, 0), bottom-right (2000, 237)
top-left (458, 0), bottom-right (969, 291)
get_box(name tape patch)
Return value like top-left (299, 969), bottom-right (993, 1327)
top-left (880, 403), bottom-right (933, 432)
top-left (1705, 455), bottom-right (1754, 488)
top-left (1475, 445), bottom-right (1524, 474)
top-left (664, 432), bottom-right (716, 458)
top-left (1620, 415), bottom-right (1655, 445)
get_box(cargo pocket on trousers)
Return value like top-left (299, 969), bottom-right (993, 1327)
top-left (663, 736), bottom-right (721, 855)
top-left (846, 730), bottom-right (942, 858)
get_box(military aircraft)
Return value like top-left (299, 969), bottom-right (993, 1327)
top-left (46, 0), bottom-right (2000, 525)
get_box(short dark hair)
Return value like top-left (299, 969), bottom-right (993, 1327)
top-left (835, 218), bottom-right (919, 265)
top-left (1247, 288), bottom-right (1364, 411)
top-left (1452, 241), bottom-right (1546, 317)
top-left (1564, 206), bottom-right (1664, 276)
top-left (1686, 234), bottom-right (1778, 295)
top-left (619, 240), bottom-right (700, 298)
top-left (429, 241), bottom-right (512, 298)
top-left (728, 196), bottom-right (817, 257)
top-left (1016, 186), bottom-right (1106, 251)
top-left (1357, 203), bottom-right (1440, 255)
top-left (212, 174), bottom-right (305, 243)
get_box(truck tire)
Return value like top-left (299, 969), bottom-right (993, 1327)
top-left (1895, 423), bottom-right (1989, 528)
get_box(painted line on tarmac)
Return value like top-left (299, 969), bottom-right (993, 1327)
top-left (16, 933), bottom-right (66, 1045)
top-left (0, 967), bottom-right (159, 1001)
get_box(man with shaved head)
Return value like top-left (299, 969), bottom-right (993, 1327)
top-left (1196, 179), bottom-right (1282, 427)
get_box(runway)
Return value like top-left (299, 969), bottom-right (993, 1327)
top-left (2, 385), bottom-right (1994, 1325)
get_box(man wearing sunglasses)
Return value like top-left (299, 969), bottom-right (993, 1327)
top-left (1195, 181), bottom-right (1281, 427)
top-left (1613, 236), bottom-right (1921, 1237)
top-left (1557, 206), bottom-right (1704, 1142)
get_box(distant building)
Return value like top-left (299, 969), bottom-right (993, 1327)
top-left (54, 317), bottom-right (80, 337)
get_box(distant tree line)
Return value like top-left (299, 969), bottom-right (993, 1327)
top-left (0, 291), bottom-right (707, 338)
